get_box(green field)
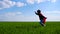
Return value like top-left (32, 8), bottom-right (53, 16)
top-left (0, 22), bottom-right (60, 34)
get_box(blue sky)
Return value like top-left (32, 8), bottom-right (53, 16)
top-left (0, 0), bottom-right (60, 21)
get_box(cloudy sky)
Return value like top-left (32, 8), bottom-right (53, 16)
top-left (0, 0), bottom-right (60, 21)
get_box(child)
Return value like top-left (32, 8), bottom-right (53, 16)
top-left (35, 9), bottom-right (47, 26)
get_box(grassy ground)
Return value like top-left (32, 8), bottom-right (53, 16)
top-left (0, 22), bottom-right (60, 34)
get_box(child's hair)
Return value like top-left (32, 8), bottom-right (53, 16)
top-left (37, 9), bottom-right (41, 13)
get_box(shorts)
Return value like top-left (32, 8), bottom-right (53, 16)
top-left (40, 18), bottom-right (46, 24)
top-left (43, 18), bottom-right (46, 24)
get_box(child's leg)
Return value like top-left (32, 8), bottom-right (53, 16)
top-left (40, 20), bottom-right (44, 26)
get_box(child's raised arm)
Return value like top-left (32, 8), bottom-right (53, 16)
top-left (35, 11), bottom-right (38, 15)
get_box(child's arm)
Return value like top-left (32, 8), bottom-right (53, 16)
top-left (35, 11), bottom-right (38, 15)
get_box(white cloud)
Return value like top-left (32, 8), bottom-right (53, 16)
top-left (49, 0), bottom-right (56, 3)
top-left (0, 11), bottom-right (22, 18)
top-left (26, 0), bottom-right (46, 4)
top-left (0, 16), bottom-right (37, 21)
top-left (0, 11), bottom-right (38, 21)
top-left (16, 2), bottom-right (26, 7)
top-left (0, 0), bottom-right (16, 9)
top-left (0, 11), bottom-right (24, 21)
top-left (4, 0), bottom-right (16, 6)
top-left (5, 12), bottom-right (22, 17)
top-left (26, 0), bottom-right (35, 4)
top-left (0, 0), bottom-right (26, 10)
top-left (46, 15), bottom-right (60, 21)
top-left (35, 0), bottom-right (47, 4)
top-left (45, 11), bottom-right (60, 14)
top-left (3, 0), bottom-right (10, 1)
top-left (0, 0), bottom-right (57, 10)
top-left (26, 0), bottom-right (57, 4)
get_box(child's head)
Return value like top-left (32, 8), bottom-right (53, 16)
top-left (37, 9), bottom-right (41, 13)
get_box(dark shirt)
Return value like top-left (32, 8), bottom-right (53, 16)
top-left (36, 13), bottom-right (46, 20)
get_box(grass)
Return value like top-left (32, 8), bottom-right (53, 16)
top-left (0, 22), bottom-right (60, 34)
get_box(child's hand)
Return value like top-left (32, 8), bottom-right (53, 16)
top-left (35, 11), bottom-right (36, 13)
top-left (35, 11), bottom-right (38, 15)
top-left (35, 11), bottom-right (36, 14)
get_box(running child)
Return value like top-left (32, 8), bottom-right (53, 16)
top-left (35, 9), bottom-right (47, 26)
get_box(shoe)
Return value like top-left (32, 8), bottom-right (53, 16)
top-left (44, 24), bottom-right (46, 27)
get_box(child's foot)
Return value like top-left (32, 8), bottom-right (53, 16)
top-left (41, 23), bottom-right (44, 26)
top-left (42, 23), bottom-right (46, 27)
top-left (44, 24), bottom-right (46, 27)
